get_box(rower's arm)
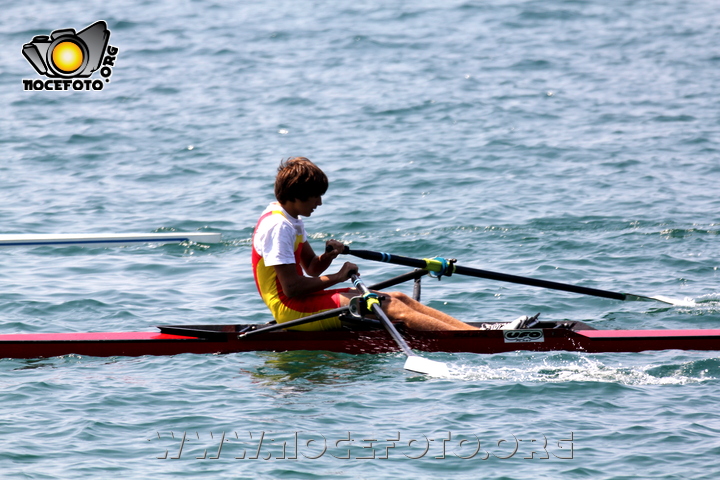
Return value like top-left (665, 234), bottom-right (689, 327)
top-left (299, 240), bottom-right (343, 277)
top-left (274, 262), bottom-right (356, 298)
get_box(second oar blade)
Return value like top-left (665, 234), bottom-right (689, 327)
top-left (404, 355), bottom-right (450, 377)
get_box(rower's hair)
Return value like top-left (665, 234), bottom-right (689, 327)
top-left (275, 157), bottom-right (328, 203)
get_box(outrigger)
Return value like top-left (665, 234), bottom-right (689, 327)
top-left (1, 257), bottom-right (717, 362)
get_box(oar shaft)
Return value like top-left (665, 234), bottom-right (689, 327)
top-left (351, 274), bottom-right (415, 358)
top-left (452, 264), bottom-right (626, 301)
top-left (344, 248), bottom-right (627, 302)
top-left (0, 232), bottom-right (222, 247)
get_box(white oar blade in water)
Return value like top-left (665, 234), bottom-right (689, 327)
top-left (404, 356), bottom-right (450, 377)
top-left (650, 295), bottom-right (696, 307)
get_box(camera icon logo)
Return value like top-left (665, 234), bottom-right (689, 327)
top-left (22, 21), bottom-right (110, 78)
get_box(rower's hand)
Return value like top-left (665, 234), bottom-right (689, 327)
top-left (337, 262), bottom-right (358, 282)
top-left (324, 239), bottom-right (346, 260)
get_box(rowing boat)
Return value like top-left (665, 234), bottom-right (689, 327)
top-left (0, 232), bottom-right (222, 247)
top-left (1, 320), bottom-right (719, 359)
top-left (1, 266), bottom-right (715, 361)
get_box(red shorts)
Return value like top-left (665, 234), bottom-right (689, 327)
top-left (275, 288), bottom-right (350, 331)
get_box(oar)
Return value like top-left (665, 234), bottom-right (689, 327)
top-left (338, 247), bottom-right (695, 307)
top-left (350, 273), bottom-right (450, 377)
top-left (0, 232), bottom-right (222, 247)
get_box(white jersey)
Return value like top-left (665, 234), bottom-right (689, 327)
top-left (252, 202), bottom-right (307, 267)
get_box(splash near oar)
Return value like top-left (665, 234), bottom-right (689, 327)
top-left (338, 247), bottom-right (695, 307)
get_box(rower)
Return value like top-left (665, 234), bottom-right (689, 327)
top-left (251, 157), bottom-right (479, 331)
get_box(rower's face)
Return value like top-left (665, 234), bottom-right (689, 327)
top-left (299, 195), bottom-right (322, 217)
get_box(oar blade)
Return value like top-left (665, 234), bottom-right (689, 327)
top-left (404, 355), bottom-right (450, 377)
top-left (649, 295), bottom-right (696, 307)
top-left (623, 294), bottom-right (696, 307)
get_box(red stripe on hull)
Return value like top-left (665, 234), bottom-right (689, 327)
top-left (578, 329), bottom-right (720, 338)
top-left (0, 327), bottom-right (719, 359)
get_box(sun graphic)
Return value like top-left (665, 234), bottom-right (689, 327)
top-left (51, 41), bottom-right (84, 73)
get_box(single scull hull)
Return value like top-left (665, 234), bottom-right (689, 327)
top-left (1, 322), bottom-right (719, 359)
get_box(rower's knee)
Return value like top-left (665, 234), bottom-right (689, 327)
top-left (385, 291), bottom-right (410, 303)
top-left (380, 292), bottom-right (413, 319)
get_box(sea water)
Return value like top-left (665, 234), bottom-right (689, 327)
top-left (1, 0), bottom-right (719, 478)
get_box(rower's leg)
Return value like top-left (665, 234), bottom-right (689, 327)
top-left (382, 292), bottom-right (479, 331)
top-left (339, 290), bottom-right (477, 331)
